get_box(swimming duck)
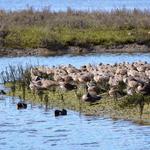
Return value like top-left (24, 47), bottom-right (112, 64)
top-left (61, 109), bottom-right (67, 115)
top-left (0, 90), bottom-right (6, 95)
top-left (17, 102), bottom-right (27, 109)
top-left (54, 109), bottom-right (67, 117)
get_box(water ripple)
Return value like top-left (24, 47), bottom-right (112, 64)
top-left (54, 129), bottom-right (70, 133)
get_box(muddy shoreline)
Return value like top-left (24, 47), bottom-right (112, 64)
top-left (0, 43), bottom-right (150, 57)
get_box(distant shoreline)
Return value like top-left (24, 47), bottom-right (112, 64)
top-left (1, 9), bottom-right (150, 56)
top-left (0, 43), bottom-right (150, 57)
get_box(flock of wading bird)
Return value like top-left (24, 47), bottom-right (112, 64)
top-left (29, 61), bottom-right (150, 103)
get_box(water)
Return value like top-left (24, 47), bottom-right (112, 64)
top-left (0, 53), bottom-right (150, 150)
top-left (0, 53), bottom-right (150, 72)
top-left (0, 0), bottom-right (150, 11)
top-left (0, 95), bottom-right (149, 150)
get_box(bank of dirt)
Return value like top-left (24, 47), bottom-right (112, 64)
top-left (0, 43), bottom-right (150, 57)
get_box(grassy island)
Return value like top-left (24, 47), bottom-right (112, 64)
top-left (2, 62), bottom-right (150, 125)
top-left (0, 8), bottom-right (150, 55)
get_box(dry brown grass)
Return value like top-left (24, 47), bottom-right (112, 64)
top-left (1, 8), bottom-right (150, 29)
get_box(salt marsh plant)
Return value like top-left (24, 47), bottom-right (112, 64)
top-left (0, 8), bottom-right (150, 49)
top-left (0, 64), bottom-right (32, 99)
top-left (119, 94), bottom-right (150, 119)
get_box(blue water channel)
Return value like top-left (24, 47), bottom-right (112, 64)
top-left (0, 53), bottom-right (150, 71)
top-left (0, 53), bottom-right (150, 150)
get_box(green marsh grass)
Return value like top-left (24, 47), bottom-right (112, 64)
top-left (6, 82), bottom-right (150, 124)
top-left (0, 8), bottom-right (150, 49)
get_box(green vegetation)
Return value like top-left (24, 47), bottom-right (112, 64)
top-left (6, 82), bottom-right (150, 124)
top-left (0, 8), bottom-right (150, 49)
top-left (4, 27), bottom-right (139, 48)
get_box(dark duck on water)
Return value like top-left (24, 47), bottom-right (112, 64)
top-left (17, 102), bottom-right (27, 109)
top-left (0, 90), bottom-right (6, 95)
top-left (54, 109), bottom-right (67, 117)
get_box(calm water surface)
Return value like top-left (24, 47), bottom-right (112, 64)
top-left (0, 53), bottom-right (150, 150)
top-left (0, 53), bottom-right (150, 71)
top-left (0, 95), bottom-right (150, 150)
top-left (0, 0), bottom-right (150, 11)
